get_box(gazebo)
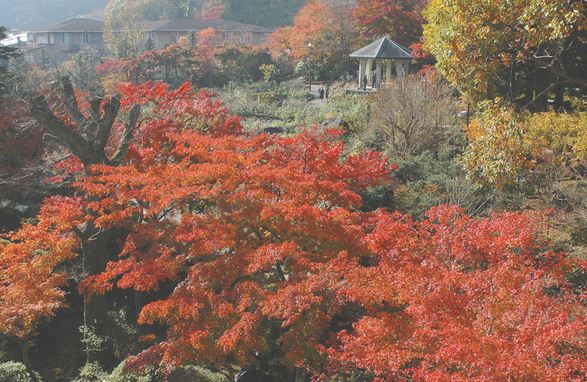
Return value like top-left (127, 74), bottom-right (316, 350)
top-left (350, 37), bottom-right (412, 91)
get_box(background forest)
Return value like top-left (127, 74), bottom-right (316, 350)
top-left (0, 0), bottom-right (307, 29)
top-left (0, 1), bottom-right (586, 382)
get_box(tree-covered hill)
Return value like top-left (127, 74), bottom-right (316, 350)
top-left (0, 0), bottom-right (312, 31)
top-left (222, 0), bottom-right (307, 27)
top-left (0, 0), bottom-right (108, 30)
top-left (0, 0), bottom-right (305, 31)
top-left (223, 0), bottom-right (356, 28)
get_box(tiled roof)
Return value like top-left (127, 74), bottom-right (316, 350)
top-left (139, 19), bottom-right (272, 32)
top-left (350, 37), bottom-right (412, 60)
top-left (38, 18), bottom-right (104, 33)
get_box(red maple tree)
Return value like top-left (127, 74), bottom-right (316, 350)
top-left (0, 196), bottom-right (83, 340)
top-left (268, 0), bottom-right (352, 62)
top-left (78, 126), bottom-right (392, 373)
top-left (1, 80), bottom-right (584, 381)
top-left (324, 206), bottom-right (586, 381)
top-left (77, 97), bottom-right (583, 379)
top-left (354, 0), bottom-right (427, 47)
top-left (0, 80), bottom-right (240, 339)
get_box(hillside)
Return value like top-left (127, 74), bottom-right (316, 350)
top-left (223, 0), bottom-right (307, 27)
top-left (0, 0), bottom-right (311, 31)
top-left (223, 0), bottom-right (355, 27)
top-left (0, 0), bottom-right (108, 30)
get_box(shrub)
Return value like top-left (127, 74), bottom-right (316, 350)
top-left (216, 47), bottom-right (274, 84)
top-left (72, 362), bottom-right (108, 382)
top-left (103, 361), bottom-right (154, 382)
top-left (464, 101), bottom-right (587, 189)
top-left (102, 362), bottom-right (229, 382)
top-left (168, 365), bottom-right (229, 382)
top-left (356, 75), bottom-right (459, 159)
top-left (393, 151), bottom-right (490, 218)
top-left (0, 362), bottom-right (39, 382)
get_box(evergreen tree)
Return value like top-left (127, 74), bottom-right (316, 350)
top-left (0, 26), bottom-right (19, 99)
top-left (144, 36), bottom-right (155, 51)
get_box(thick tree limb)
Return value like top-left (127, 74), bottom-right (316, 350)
top-left (30, 77), bottom-right (140, 167)
top-left (95, 94), bottom-right (121, 151)
top-left (88, 97), bottom-right (103, 126)
top-left (30, 95), bottom-right (104, 165)
top-left (59, 76), bottom-right (86, 125)
top-left (111, 104), bottom-right (141, 165)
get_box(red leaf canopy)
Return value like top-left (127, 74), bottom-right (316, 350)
top-left (1, 80), bottom-right (584, 381)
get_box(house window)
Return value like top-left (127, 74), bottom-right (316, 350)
top-left (172, 32), bottom-right (180, 43)
top-left (82, 32), bottom-right (93, 43)
top-left (58, 32), bottom-right (67, 43)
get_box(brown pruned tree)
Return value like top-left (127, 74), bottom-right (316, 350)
top-left (362, 75), bottom-right (458, 160)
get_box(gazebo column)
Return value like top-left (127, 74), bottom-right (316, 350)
top-left (385, 60), bottom-right (393, 83)
top-left (366, 59), bottom-right (373, 88)
top-left (395, 60), bottom-right (404, 79)
top-left (358, 59), bottom-right (366, 89)
top-left (375, 61), bottom-right (382, 88)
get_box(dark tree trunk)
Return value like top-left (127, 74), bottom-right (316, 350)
top-left (553, 82), bottom-right (564, 112)
top-left (19, 341), bottom-right (39, 382)
top-left (80, 224), bottom-right (114, 363)
top-left (134, 291), bottom-right (145, 320)
top-left (81, 231), bottom-right (112, 307)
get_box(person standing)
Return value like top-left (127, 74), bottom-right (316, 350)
top-left (362, 75), bottom-right (368, 91)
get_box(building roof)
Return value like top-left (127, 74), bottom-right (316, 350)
top-left (140, 19), bottom-right (272, 33)
top-left (350, 37), bottom-right (412, 60)
top-left (35, 18), bottom-right (104, 33)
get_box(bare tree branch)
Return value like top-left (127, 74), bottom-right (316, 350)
top-left (28, 76), bottom-right (139, 168)
top-left (30, 95), bottom-right (103, 165)
top-left (59, 76), bottom-right (86, 125)
top-left (111, 104), bottom-right (141, 165)
top-left (95, 94), bottom-right (121, 151)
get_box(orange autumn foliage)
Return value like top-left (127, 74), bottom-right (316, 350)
top-left (1, 80), bottom-right (584, 381)
top-left (0, 197), bottom-right (83, 340)
top-left (76, 111), bottom-right (582, 379)
top-left (268, 0), bottom-right (336, 60)
top-left (0, 81), bottom-right (239, 342)
top-left (354, 0), bottom-right (427, 47)
top-left (324, 206), bottom-right (586, 381)
top-left (77, 126), bottom-right (393, 371)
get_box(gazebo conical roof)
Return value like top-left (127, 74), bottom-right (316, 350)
top-left (350, 37), bottom-right (412, 60)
